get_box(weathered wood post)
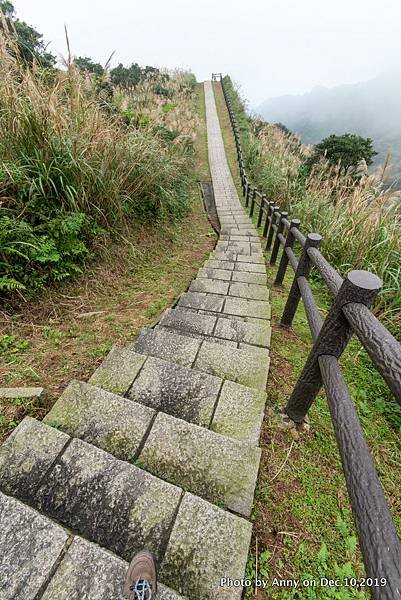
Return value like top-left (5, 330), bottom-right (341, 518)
top-left (270, 211), bottom-right (288, 264)
top-left (245, 185), bottom-right (252, 208)
top-left (249, 188), bottom-right (257, 217)
top-left (274, 219), bottom-right (301, 285)
top-left (280, 233), bottom-right (322, 327)
top-left (262, 202), bottom-right (275, 238)
top-left (257, 195), bottom-right (266, 228)
top-left (265, 206), bottom-right (280, 251)
top-left (285, 270), bottom-right (382, 423)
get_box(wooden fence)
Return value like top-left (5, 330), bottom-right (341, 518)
top-left (212, 72), bottom-right (401, 598)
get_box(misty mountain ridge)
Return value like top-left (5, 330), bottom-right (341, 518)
top-left (257, 72), bottom-right (401, 186)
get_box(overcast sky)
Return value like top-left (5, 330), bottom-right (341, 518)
top-left (13, 0), bottom-right (401, 107)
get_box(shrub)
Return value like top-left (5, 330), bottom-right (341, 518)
top-left (304, 133), bottom-right (378, 175)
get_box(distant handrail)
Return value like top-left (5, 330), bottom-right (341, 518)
top-left (215, 72), bottom-right (401, 598)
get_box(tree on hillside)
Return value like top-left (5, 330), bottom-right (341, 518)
top-left (110, 63), bottom-right (142, 89)
top-left (74, 56), bottom-right (104, 77)
top-left (305, 133), bottom-right (377, 175)
top-left (0, 0), bottom-right (56, 67)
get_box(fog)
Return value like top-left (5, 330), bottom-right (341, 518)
top-left (13, 0), bottom-right (401, 106)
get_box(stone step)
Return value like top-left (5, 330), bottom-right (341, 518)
top-left (221, 226), bottom-right (258, 236)
top-left (189, 277), bottom-right (269, 302)
top-left (212, 251), bottom-right (265, 264)
top-left (44, 382), bottom-right (261, 516)
top-left (153, 324), bottom-right (237, 348)
top-left (0, 418), bottom-right (251, 599)
top-left (215, 241), bottom-right (263, 255)
top-left (86, 346), bottom-right (266, 443)
top-left (132, 326), bottom-right (270, 389)
top-left (132, 327), bottom-right (201, 368)
top-left (0, 491), bottom-right (183, 600)
top-left (194, 340), bottom-right (270, 390)
top-left (220, 234), bottom-right (260, 242)
top-left (205, 258), bottom-right (267, 273)
top-left (178, 291), bottom-right (271, 320)
top-left (198, 266), bottom-right (267, 285)
top-left (90, 345), bottom-right (219, 426)
top-left (159, 308), bottom-right (271, 348)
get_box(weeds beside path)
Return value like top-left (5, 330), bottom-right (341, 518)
top-left (248, 267), bottom-right (401, 599)
top-left (0, 83), bottom-right (216, 444)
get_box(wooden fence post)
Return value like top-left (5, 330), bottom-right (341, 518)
top-left (270, 212), bottom-right (288, 264)
top-left (274, 219), bottom-right (301, 285)
top-left (280, 233), bottom-right (322, 327)
top-left (262, 202), bottom-right (274, 238)
top-left (257, 195), bottom-right (266, 228)
top-left (285, 270), bottom-right (382, 423)
top-left (265, 206), bottom-right (280, 251)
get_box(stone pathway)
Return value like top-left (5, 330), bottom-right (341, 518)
top-left (0, 81), bottom-right (271, 600)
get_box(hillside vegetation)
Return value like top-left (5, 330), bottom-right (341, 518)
top-left (257, 72), bottom-right (401, 189)
top-left (0, 21), bottom-right (198, 299)
top-left (224, 76), bottom-right (401, 338)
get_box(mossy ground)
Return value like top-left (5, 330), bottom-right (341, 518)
top-left (0, 83), bottom-right (216, 444)
top-left (213, 79), bottom-right (401, 599)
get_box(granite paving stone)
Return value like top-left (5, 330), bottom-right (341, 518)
top-left (229, 235), bottom-right (260, 242)
top-left (224, 297), bottom-right (271, 320)
top-left (229, 282), bottom-right (270, 301)
top-left (194, 340), bottom-right (269, 389)
top-left (234, 261), bottom-right (266, 274)
top-left (189, 278), bottom-right (229, 295)
top-left (160, 492), bottom-right (251, 600)
top-left (159, 308), bottom-right (217, 336)
top-left (235, 253), bottom-right (265, 263)
top-left (44, 380), bottom-right (154, 461)
top-left (211, 380), bottom-right (267, 445)
top-left (0, 386), bottom-right (44, 401)
top-left (0, 492), bottom-right (68, 600)
top-left (35, 437), bottom-right (182, 564)
top-left (231, 271), bottom-right (267, 285)
top-left (155, 325), bottom-right (237, 348)
top-left (41, 536), bottom-right (185, 600)
top-left (132, 327), bottom-right (201, 367)
top-left (204, 259), bottom-right (235, 270)
top-left (178, 291), bottom-right (225, 312)
top-left (139, 412), bottom-right (261, 516)
top-left (214, 316), bottom-right (271, 347)
top-left (89, 346), bottom-right (146, 395)
top-left (128, 356), bottom-right (221, 425)
top-left (197, 267), bottom-right (232, 281)
top-left (0, 417), bottom-right (69, 501)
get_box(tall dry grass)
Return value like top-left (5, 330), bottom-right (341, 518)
top-left (224, 77), bottom-right (401, 335)
top-left (0, 26), bottom-right (198, 294)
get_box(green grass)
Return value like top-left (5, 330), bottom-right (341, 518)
top-left (247, 265), bottom-right (401, 599)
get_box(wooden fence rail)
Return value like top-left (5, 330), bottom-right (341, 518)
top-left (214, 73), bottom-right (401, 598)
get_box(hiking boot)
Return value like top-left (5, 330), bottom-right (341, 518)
top-left (123, 550), bottom-right (157, 600)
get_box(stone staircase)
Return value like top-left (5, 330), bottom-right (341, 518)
top-left (0, 81), bottom-right (271, 599)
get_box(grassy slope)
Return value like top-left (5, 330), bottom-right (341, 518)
top-left (0, 83), bottom-right (216, 443)
top-left (213, 81), bottom-right (401, 599)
